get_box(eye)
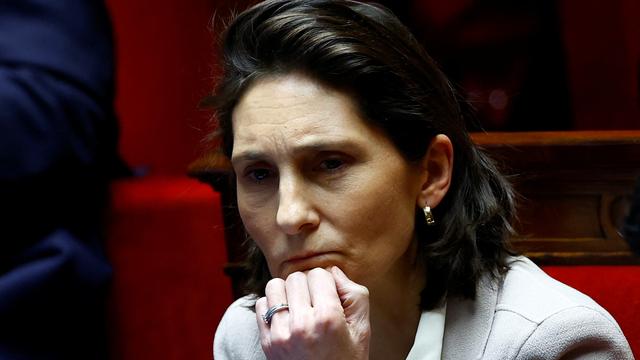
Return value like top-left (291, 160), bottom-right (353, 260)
top-left (316, 156), bottom-right (347, 173)
top-left (243, 167), bottom-right (273, 183)
top-left (320, 158), bottom-right (344, 170)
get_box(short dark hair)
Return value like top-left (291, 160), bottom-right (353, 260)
top-left (207, 0), bottom-right (516, 309)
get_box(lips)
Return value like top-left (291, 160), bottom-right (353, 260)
top-left (282, 251), bottom-right (337, 273)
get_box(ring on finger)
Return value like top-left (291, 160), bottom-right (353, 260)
top-left (262, 303), bottom-right (289, 326)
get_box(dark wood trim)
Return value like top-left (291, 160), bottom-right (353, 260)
top-left (190, 131), bottom-right (640, 296)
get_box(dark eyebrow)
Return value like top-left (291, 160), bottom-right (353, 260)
top-left (230, 151), bottom-right (269, 166)
top-left (294, 139), bottom-right (362, 154)
top-left (231, 139), bottom-right (363, 164)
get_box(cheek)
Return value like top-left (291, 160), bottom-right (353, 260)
top-left (361, 166), bottom-right (416, 216)
top-left (238, 196), bottom-right (275, 251)
top-left (333, 177), bottom-right (417, 246)
top-left (238, 203), bottom-right (284, 278)
top-left (337, 187), bottom-right (417, 285)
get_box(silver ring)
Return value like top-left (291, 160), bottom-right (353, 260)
top-left (262, 303), bottom-right (289, 325)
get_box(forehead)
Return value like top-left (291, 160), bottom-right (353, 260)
top-left (231, 74), bottom-right (384, 157)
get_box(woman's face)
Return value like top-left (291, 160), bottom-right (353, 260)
top-left (231, 73), bottom-right (426, 287)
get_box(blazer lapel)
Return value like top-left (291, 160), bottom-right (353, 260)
top-left (441, 275), bottom-right (501, 360)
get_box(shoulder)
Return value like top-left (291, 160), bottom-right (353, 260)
top-left (497, 257), bottom-right (614, 323)
top-left (485, 256), bottom-right (633, 359)
top-left (214, 295), bottom-right (266, 360)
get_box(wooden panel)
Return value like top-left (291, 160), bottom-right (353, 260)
top-left (190, 131), bottom-right (640, 295)
top-left (472, 131), bottom-right (640, 264)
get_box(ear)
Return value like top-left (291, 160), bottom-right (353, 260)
top-left (416, 134), bottom-right (453, 209)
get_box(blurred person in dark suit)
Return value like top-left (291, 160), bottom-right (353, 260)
top-left (0, 0), bottom-right (126, 358)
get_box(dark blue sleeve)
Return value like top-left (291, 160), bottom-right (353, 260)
top-left (0, 0), bottom-right (115, 97)
top-left (0, 0), bottom-right (120, 178)
top-left (0, 0), bottom-right (126, 252)
top-left (0, 1), bottom-right (124, 358)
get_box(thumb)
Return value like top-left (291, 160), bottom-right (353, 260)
top-left (331, 266), bottom-right (371, 358)
top-left (330, 266), bottom-right (370, 325)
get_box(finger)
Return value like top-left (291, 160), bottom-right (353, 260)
top-left (255, 296), bottom-right (272, 351)
top-left (265, 278), bottom-right (290, 332)
top-left (306, 268), bottom-right (342, 311)
top-left (285, 271), bottom-right (314, 338)
top-left (285, 271), bottom-right (311, 311)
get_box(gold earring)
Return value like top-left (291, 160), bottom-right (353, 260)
top-left (423, 206), bottom-right (435, 226)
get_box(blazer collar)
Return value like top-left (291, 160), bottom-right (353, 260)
top-left (441, 275), bottom-right (501, 360)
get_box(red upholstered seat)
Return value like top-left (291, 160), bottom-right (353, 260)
top-left (107, 177), bottom-right (231, 360)
top-left (543, 266), bottom-right (640, 355)
top-left (103, 1), bottom-right (235, 357)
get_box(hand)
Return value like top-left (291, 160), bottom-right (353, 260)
top-left (255, 266), bottom-right (371, 360)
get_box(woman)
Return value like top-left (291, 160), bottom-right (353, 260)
top-left (211, 0), bottom-right (633, 359)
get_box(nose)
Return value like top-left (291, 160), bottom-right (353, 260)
top-left (276, 175), bottom-right (319, 235)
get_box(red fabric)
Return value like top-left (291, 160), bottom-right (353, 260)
top-left (107, 177), bottom-right (232, 360)
top-left (105, 0), bottom-right (217, 175)
top-left (543, 265), bottom-right (640, 356)
top-left (559, 0), bottom-right (640, 129)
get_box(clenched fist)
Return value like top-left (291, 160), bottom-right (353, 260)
top-left (255, 266), bottom-right (371, 360)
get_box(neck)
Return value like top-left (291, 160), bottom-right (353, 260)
top-left (367, 244), bottom-right (426, 360)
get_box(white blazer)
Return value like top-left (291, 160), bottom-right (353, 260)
top-left (214, 257), bottom-right (634, 359)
